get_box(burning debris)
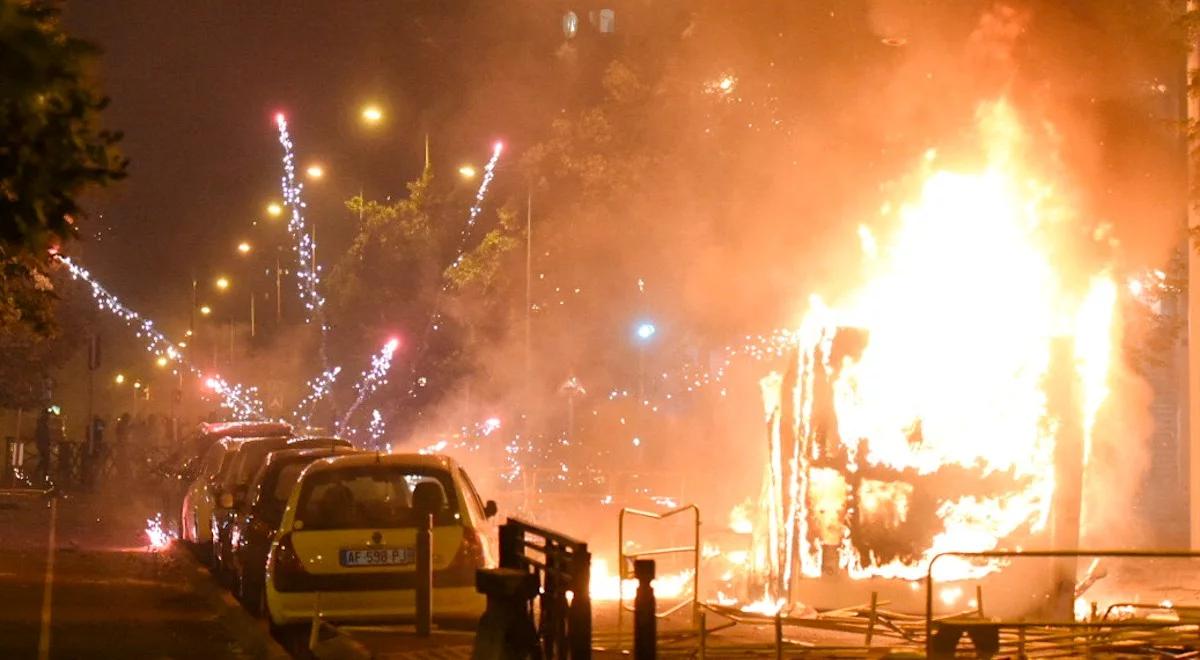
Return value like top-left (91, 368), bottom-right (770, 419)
top-left (752, 100), bottom-right (1119, 603)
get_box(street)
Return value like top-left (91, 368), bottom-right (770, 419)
top-left (0, 490), bottom-right (286, 659)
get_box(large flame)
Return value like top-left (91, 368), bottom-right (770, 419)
top-left (764, 99), bottom-right (1117, 585)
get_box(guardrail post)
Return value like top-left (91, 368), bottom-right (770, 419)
top-left (416, 512), bottom-right (433, 637)
top-left (499, 521), bottom-right (521, 569)
top-left (634, 559), bottom-right (656, 660)
top-left (569, 542), bottom-right (592, 660)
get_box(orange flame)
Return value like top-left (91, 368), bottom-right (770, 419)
top-left (760, 99), bottom-right (1118, 585)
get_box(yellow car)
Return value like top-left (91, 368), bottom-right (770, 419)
top-left (263, 453), bottom-right (498, 629)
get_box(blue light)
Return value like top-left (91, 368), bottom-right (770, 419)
top-left (635, 322), bottom-right (657, 341)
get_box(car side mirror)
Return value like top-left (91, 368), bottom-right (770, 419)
top-left (218, 492), bottom-right (234, 509)
top-left (484, 500), bottom-right (498, 519)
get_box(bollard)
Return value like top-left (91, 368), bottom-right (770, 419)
top-left (568, 544), bottom-right (592, 660)
top-left (416, 512), bottom-right (433, 637)
top-left (634, 559), bottom-right (656, 660)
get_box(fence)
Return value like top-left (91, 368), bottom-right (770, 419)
top-left (475, 517), bottom-right (592, 659)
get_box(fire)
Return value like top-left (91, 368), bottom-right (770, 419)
top-left (757, 99), bottom-right (1118, 588)
top-left (588, 557), bottom-right (694, 601)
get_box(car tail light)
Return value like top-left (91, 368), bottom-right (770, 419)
top-left (272, 532), bottom-right (307, 590)
top-left (446, 527), bottom-right (486, 578)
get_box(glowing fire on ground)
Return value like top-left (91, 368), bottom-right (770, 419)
top-left (145, 513), bottom-right (175, 551)
top-left (756, 99), bottom-right (1119, 589)
top-left (588, 557), bottom-right (695, 601)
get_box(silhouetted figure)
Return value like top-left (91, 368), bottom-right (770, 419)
top-left (84, 415), bottom-right (106, 490)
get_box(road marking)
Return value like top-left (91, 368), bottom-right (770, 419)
top-left (37, 497), bottom-right (57, 660)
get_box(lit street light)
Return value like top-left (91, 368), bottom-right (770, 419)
top-left (114, 373), bottom-right (125, 385)
top-left (636, 322), bottom-right (657, 341)
top-left (215, 276), bottom-right (230, 291)
top-left (458, 165), bottom-right (477, 179)
top-left (156, 356), bottom-right (168, 368)
top-left (266, 202), bottom-right (283, 218)
top-left (361, 105), bottom-right (383, 125)
top-left (306, 164), bottom-right (324, 180)
top-left (199, 305), bottom-right (212, 316)
top-left (237, 241), bottom-right (252, 255)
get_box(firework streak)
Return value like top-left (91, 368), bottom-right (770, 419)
top-left (337, 338), bottom-right (399, 435)
top-left (292, 366), bottom-right (341, 427)
top-left (274, 113), bottom-right (326, 323)
top-left (58, 256), bottom-right (265, 420)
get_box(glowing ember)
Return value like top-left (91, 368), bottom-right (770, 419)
top-left (145, 513), bottom-right (174, 550)
top-left (588, 557), bottom-right (694, 601)
top-left (756, 99), bottom-right (1119, 588)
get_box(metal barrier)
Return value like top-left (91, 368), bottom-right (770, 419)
top-left (477, 517), bottom-right (591, 659)
top-left (924, 549), bottom-right (1200, 658)
top-left (617, 504), bottom-right (700, 642)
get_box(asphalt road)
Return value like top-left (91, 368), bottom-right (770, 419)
top-left (0, 488), bottom-right (286, 659)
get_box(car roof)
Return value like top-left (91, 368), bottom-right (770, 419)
top-left (200, 420), bottom-right (292, 438)
top-left (266, 446), bottom-right (358, 465)
top-left (306, 452), bottom-right (459, 474)
top-left (218, 434), bottom-right (288, 450)
top-left (287, 436), bottom-right (352, 449)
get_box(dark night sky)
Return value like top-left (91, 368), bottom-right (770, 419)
top-left (63, 1), bottom-right (556, 330)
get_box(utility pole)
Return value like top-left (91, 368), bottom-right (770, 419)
top-left (275, 250), bottom-right (282, 325)
top-left (1188, 0), bottom-right (1200, 550)
top-left (525, 184), bottom-right (533, 396)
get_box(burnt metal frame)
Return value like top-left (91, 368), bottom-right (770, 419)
top-left (924, 549), bottom-right (1200, 657)
top-left (500, 517), bottom-right (592, 659)
top-left (617, 505), bottom-right (701, 647)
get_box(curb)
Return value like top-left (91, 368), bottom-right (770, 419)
top-left (171, 543), bottom-right (292, 659)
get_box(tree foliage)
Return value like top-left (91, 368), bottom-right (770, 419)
top-left (327, 166), bottom-right (519, 425)
top-left (0, 1), bottom-right (126, 333)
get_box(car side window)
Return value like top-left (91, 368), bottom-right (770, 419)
top-left (458, 468), bottom-right (487, 524)
top-left (199, 445), bottom-right (224, 477)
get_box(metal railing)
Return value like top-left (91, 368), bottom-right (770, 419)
top-left (491, 517), bottom-right (592, 659)
top-left (617, 504), bottom-right (701, 645)
top-left (924, 549), bottom-right (1200, 657)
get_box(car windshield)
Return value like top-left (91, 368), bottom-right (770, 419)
top-left (296, 466), bottom-right (458, 530)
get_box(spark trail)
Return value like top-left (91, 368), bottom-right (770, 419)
top-left (338, 338), bottom-right (400, 436)
top-left (58, 256), bottom-right (266, 419)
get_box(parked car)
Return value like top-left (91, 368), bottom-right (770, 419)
top-left (230, 445), bottom-right (359, 612)
top-left (263, 453), bottom-right (498, 629)
top-left (160, 421), bottom-right (292, 535)
top-left (180, 433), bottom-right (288, 555)
top-left (211, 436), bottom-right (353, 581)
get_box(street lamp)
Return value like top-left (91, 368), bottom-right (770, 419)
top-left (114, 373), bottom-right (125, 385)
top-left (633, 320), bottom-right (657, 404)
top-left (155, 356), bottom-right (168, 368)
top-left (458, 165), bottom-right (477, 179)
top-left (215, 276), bottom-right (230, 291)
top-left (306, 164), bottom-right (324, 180)
top-left (237, 241), bottom-right (252, 255)
top-left (266, 202), bottom-right (283, 218)
top-left (199, 305), bottom-right (212, 316)
top-left (361, 105), bottom-right (383, 125)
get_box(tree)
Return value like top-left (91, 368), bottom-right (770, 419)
top-left (327, 166), bottom-right (519, 433)
top-left (0, 1), bottom-right (126, 333)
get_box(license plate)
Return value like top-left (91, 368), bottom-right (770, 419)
top-left (339, 547), bottom-right (415, 567)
